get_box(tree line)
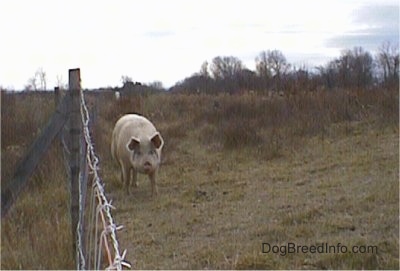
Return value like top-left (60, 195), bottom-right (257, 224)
top-left (8, 41), bottom-right (398, 93)
top-left (171, 41), bottom-right (399, 94)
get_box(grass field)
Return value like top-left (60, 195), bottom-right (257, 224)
top-left (1, 88), bottom-right (399, 269)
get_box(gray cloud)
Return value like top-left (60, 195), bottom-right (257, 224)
top-left (326, 4), bottom-right (399, 51)
top-left (353, 4), bottom-right (398, 26)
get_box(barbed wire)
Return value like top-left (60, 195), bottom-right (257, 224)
top-left (78, 89), bottom-right (131, 270)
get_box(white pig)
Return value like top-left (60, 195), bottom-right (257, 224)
top-left (111, 114), bottom-right (164, 196)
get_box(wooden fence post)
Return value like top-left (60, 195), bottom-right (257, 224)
top-left (54, 86), bottom-right (60, 106)
top-left (68, 69), bottom-right (81, 257)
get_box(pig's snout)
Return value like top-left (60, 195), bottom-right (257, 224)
top-left (144, 161), bottom-right (153, 172)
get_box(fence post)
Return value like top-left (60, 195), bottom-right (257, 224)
top-left (54, 86), bottom-right (60, 106)
top-left (68, 69), bottom-right (81, 259)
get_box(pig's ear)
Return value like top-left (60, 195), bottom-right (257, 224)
top-left (127, 137), bottom-right (140, 151)
top-left (150, 132), bottom-right (164, 149)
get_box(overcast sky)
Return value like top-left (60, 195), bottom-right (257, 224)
top-left (0, 0), bottom-right (398, 90)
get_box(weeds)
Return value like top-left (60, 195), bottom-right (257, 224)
top-left (1, 87), bottom-right (398, 269)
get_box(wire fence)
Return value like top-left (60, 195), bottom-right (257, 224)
top-left (77, 88), bottom-right (131, 270)
top-left (1, 69), bottom-right (130, 269)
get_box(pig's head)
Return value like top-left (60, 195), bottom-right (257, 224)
top-left (127, 132), bottom-right (164, 174)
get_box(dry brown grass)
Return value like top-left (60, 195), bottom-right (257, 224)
top-left (1, 88), bottom-right (399, 269)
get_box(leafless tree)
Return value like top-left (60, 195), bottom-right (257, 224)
top-left (121, 75), bottom-right (133, 85)
top-left (25, 68), bottom-right (47, 91)
top-left (25, 76), bottom-right (37, 91)
top-left (149, 81), bottom-right (164, 90)
top-left (255, 50), bottom-right (290, 91)
top-left (264, 50), bottom-right (290, 78)
top-left (377, 41), bottom-right (399, 85)
top-left (56, 74), bottom-right (68, 89)
top-left (316, 61), bottom-right (339, 89)
top-left (210, 56), bottom-right (245, 80)
top-left (200, 61), bottom-right (209, 77)
top-left (337, 47), bottom-right (373, 88)
top-left (36, 68), bottom-right (46, 90)
top-left (351, 47), bottom-right (373, 88)
top-left (255, 51), bottom-right (271, 79)
top-left (318, 47), bottom-right (373, 89)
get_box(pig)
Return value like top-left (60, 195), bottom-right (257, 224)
top-left (111, 114), bottom-right (164, 196)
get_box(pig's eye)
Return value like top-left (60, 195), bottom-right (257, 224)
top-left (149, 150), bottom-right (156, 155)
top-left (134, 151), bottom-right (142, 156)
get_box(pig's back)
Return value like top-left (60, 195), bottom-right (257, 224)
top-left (112, 114), bottom-right (157, 157)
top-left (116, 114), bottom-right (157, 140)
